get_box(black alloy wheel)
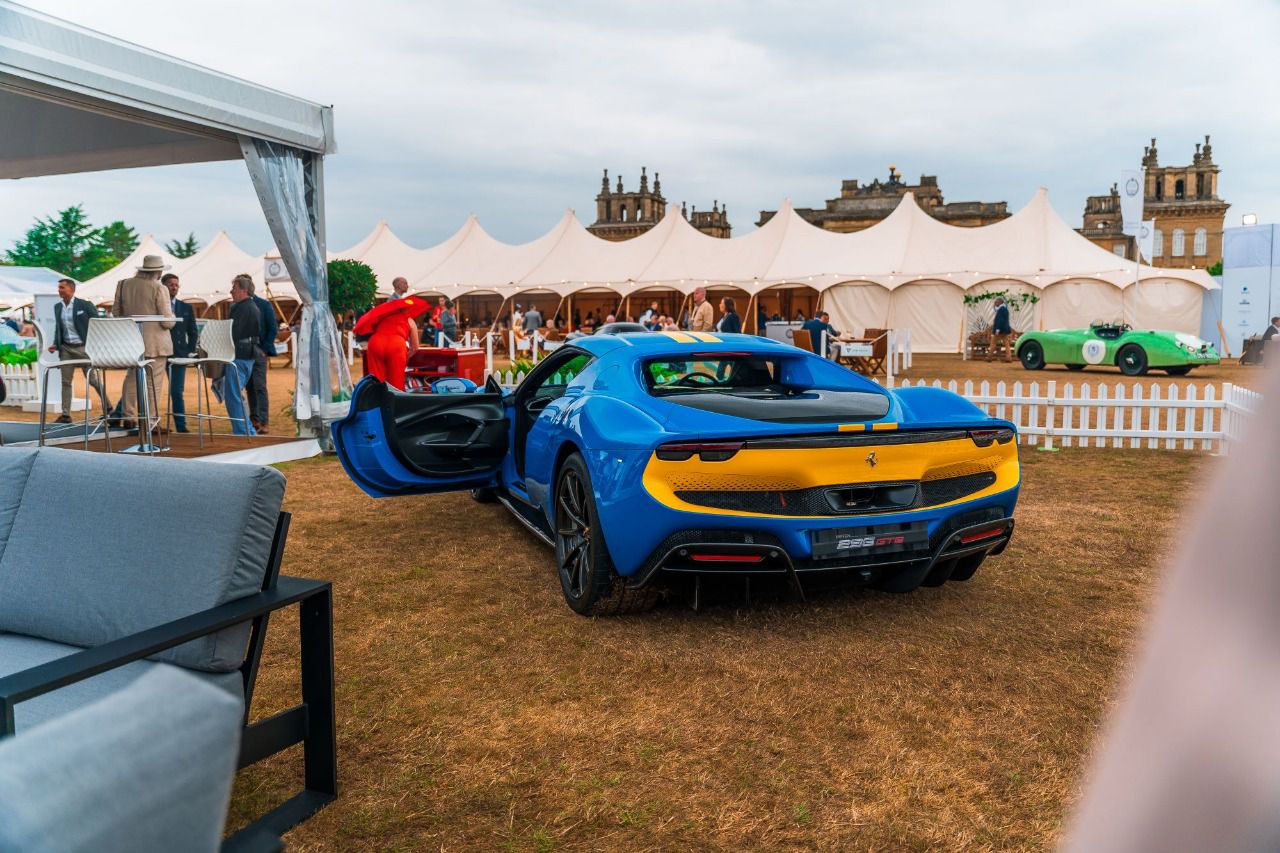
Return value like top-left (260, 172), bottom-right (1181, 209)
top-left (1019, 340), bottom-right (1045, 370)
top-left (553, 453), bottom-right (659, 616)
top-left (1116, 344), bottom-right (1148, 376)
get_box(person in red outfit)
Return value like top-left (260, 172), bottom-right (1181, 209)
top-left (354, 296), bottom-right (427, 390)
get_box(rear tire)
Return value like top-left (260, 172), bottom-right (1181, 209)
top-left (1165, 366), bottom-right (1192, 376)
top-left (470, 487), bottom-right (498, 503)
top-left (1117, 344), bottom-right (1148, 376)
top-left (948, 553), bottom-right (986, 582)
top-left (554, 453), bottom-right (659, 616)
top-left (1019, 340), bottom-right (1045, 370)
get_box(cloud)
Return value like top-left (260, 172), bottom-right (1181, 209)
top-left (4, 0), bottom-right (1277, 258)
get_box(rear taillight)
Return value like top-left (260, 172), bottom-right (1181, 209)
top-left (656, 441), bottom-right (744, 462)
top-left (968, 428), bottom-right (1014, 447)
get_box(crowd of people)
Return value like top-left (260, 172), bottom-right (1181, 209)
top-left (50, 257), bottom-right (280, 438)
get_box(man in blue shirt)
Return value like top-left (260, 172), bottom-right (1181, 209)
top-left (989, 297), bottom-right (1012, 362)
top-left (802, 311), bottom-right (838, 357)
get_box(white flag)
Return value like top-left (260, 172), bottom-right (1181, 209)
top-left (263, 256), bottom-right (291, 282)
top-left (1137, 219), bottom-right (1156, 263)
top-left (1120, 169), bottom-right (1144, 236)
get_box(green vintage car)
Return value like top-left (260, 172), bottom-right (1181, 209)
top-left (1016, 323), bottom-right (1220, 376)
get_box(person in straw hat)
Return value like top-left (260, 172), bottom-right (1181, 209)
top-left (111, 254), bottom-right (175, 433)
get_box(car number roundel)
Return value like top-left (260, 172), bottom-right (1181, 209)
top-left (1081, 339), bottom-right (1107, 364)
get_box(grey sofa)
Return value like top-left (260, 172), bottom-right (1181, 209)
top-left (0, 666), bottom-right (243, 853)
top-left (0, 447), bottom-right (336, 847)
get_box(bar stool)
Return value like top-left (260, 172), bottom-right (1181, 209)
top-left (37, 325), bottom-right (109, 450)
top-left (83, 319), bottom-right (160, 455)
top-left (166, 319), bottom-right (244, 448)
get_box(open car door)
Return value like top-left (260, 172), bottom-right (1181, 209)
top-left (332, 376), bottom-right (509, 498)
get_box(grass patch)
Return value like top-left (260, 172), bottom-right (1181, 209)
top-left (228, 446), bottom-right (1209, 850)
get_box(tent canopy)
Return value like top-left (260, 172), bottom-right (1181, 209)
top-left (328, 190), bottom-right (1218, 298)
top-left (3, 0), bottom-right (345, 422)
top-left (0, 1), bottom-right (334, 179)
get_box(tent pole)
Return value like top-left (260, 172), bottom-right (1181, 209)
top-left (264, 285), bottom-right (289, 322)
top-left (676, 292), bottom-right (691, 329)
top-left (566, 293), bottom-right (573, 333)
top-left (745, 291), bottom-right (758, 334)
top-left (551, 294), bottom-right (566, 331)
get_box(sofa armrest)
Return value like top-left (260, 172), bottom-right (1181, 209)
top-left (0, 666), bottom-right (245, 853)
top-left (0, 575), bottom-right (329, 734)
top-left (0, 574), bottom-right (337, 841)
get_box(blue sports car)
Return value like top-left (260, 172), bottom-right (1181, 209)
top-left (332, 332), bottom-right (1020, 615)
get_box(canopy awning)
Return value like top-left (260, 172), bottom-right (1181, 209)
top-left (1, 0), bottom-right (345, 423)
top-left (0, 1), bottom-right (334, 179)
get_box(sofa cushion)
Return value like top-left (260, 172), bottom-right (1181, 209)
top-left (0, 633), bottom-right (242, 732)
top-left (0, 448), bottom-right (285, 672)
top-left (0, 663), bottom-right (242, 853)
top-left (0, 448), bottom-right (37, 564)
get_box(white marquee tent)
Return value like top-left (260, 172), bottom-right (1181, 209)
top-left (326, 190), bottom-right (1218, 353)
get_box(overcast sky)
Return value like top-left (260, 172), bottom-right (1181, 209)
top-left (6, 0), bottom-right (1278, 258)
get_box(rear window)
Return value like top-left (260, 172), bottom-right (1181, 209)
top-left (645, 356), bottom-right (781, 394)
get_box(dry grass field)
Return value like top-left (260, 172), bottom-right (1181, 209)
top-left (228, 446), bottom-right (1210, 851)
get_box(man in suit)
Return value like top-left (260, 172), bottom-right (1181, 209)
top-left (112, 255), bottom-right (174, 433)
top-left (163, 274), bottom-right (198, 433)
top-left (802, 311), bottom-right (838, 357)
top-left (246, 280), bottom-right (278, 434)
top-left (47, 278), bottom-right (106, 424)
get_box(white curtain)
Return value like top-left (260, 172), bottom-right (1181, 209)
top-left (1040, 279), bottom-right (1124, 330)
top-left (240, 137), bottom-right (352, 424)
top-left (888, 281), bottom-right (965, 353)
top-left (822, 282), bottom-right (891, 337)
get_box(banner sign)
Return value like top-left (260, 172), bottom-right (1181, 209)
top-left (1120, 169), bottom-right (1145, 236)
top-left (1137, 219), bottom-right (1155, 263)
top-left (264, 256), bottom-right (291, 282)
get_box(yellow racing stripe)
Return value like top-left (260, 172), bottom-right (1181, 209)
top-left (871, 422), bottom-right (898, 431)
top-left (661, 331), bottom-right (696, 343)
top-left (686, 332), bottom-right (721, 343)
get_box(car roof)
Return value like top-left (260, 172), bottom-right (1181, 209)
top-left (569, 331), bottom-right (799, 361)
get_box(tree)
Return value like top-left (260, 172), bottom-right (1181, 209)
top-left (165, 232), bottom-right (200, 259)
top-left (327, 259), bottom-right (378, 317)
top-left (1207, 259), bottom-right (1223, 276)
top-left (96, 220), bottom-right (139, 265)
top-left (6, 205), bottom-right (120, 280)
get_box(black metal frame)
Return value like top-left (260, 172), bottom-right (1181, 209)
top-left (0, 512), bottom-right (336, 848)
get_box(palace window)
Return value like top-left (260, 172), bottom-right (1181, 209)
top-left (1153, 228), bottom-right (1163, 257)
top-left (1172, 228), bottom-right (1185, 257)
top-left (1194, 227), bottom-right (1207, 256)
top-left (1175, 179), bottom-right (1185, 200)
top-left (1113, 243), bottom-right (1126, 257)
top-left (1196, 173), bottom-right (1205, 197)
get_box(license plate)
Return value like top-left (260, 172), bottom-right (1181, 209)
top-left (810, 522), bottom-right (929, 561)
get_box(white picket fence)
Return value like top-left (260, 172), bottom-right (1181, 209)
top-left (888, 378), bottom-right (1264, 454)
top-left (487, 370), bottom-right (1264, 454)
top-left (0, 363), bottom-right (37, 403)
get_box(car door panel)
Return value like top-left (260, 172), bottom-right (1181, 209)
top-left (332, 376), bottom-right (509, 498)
